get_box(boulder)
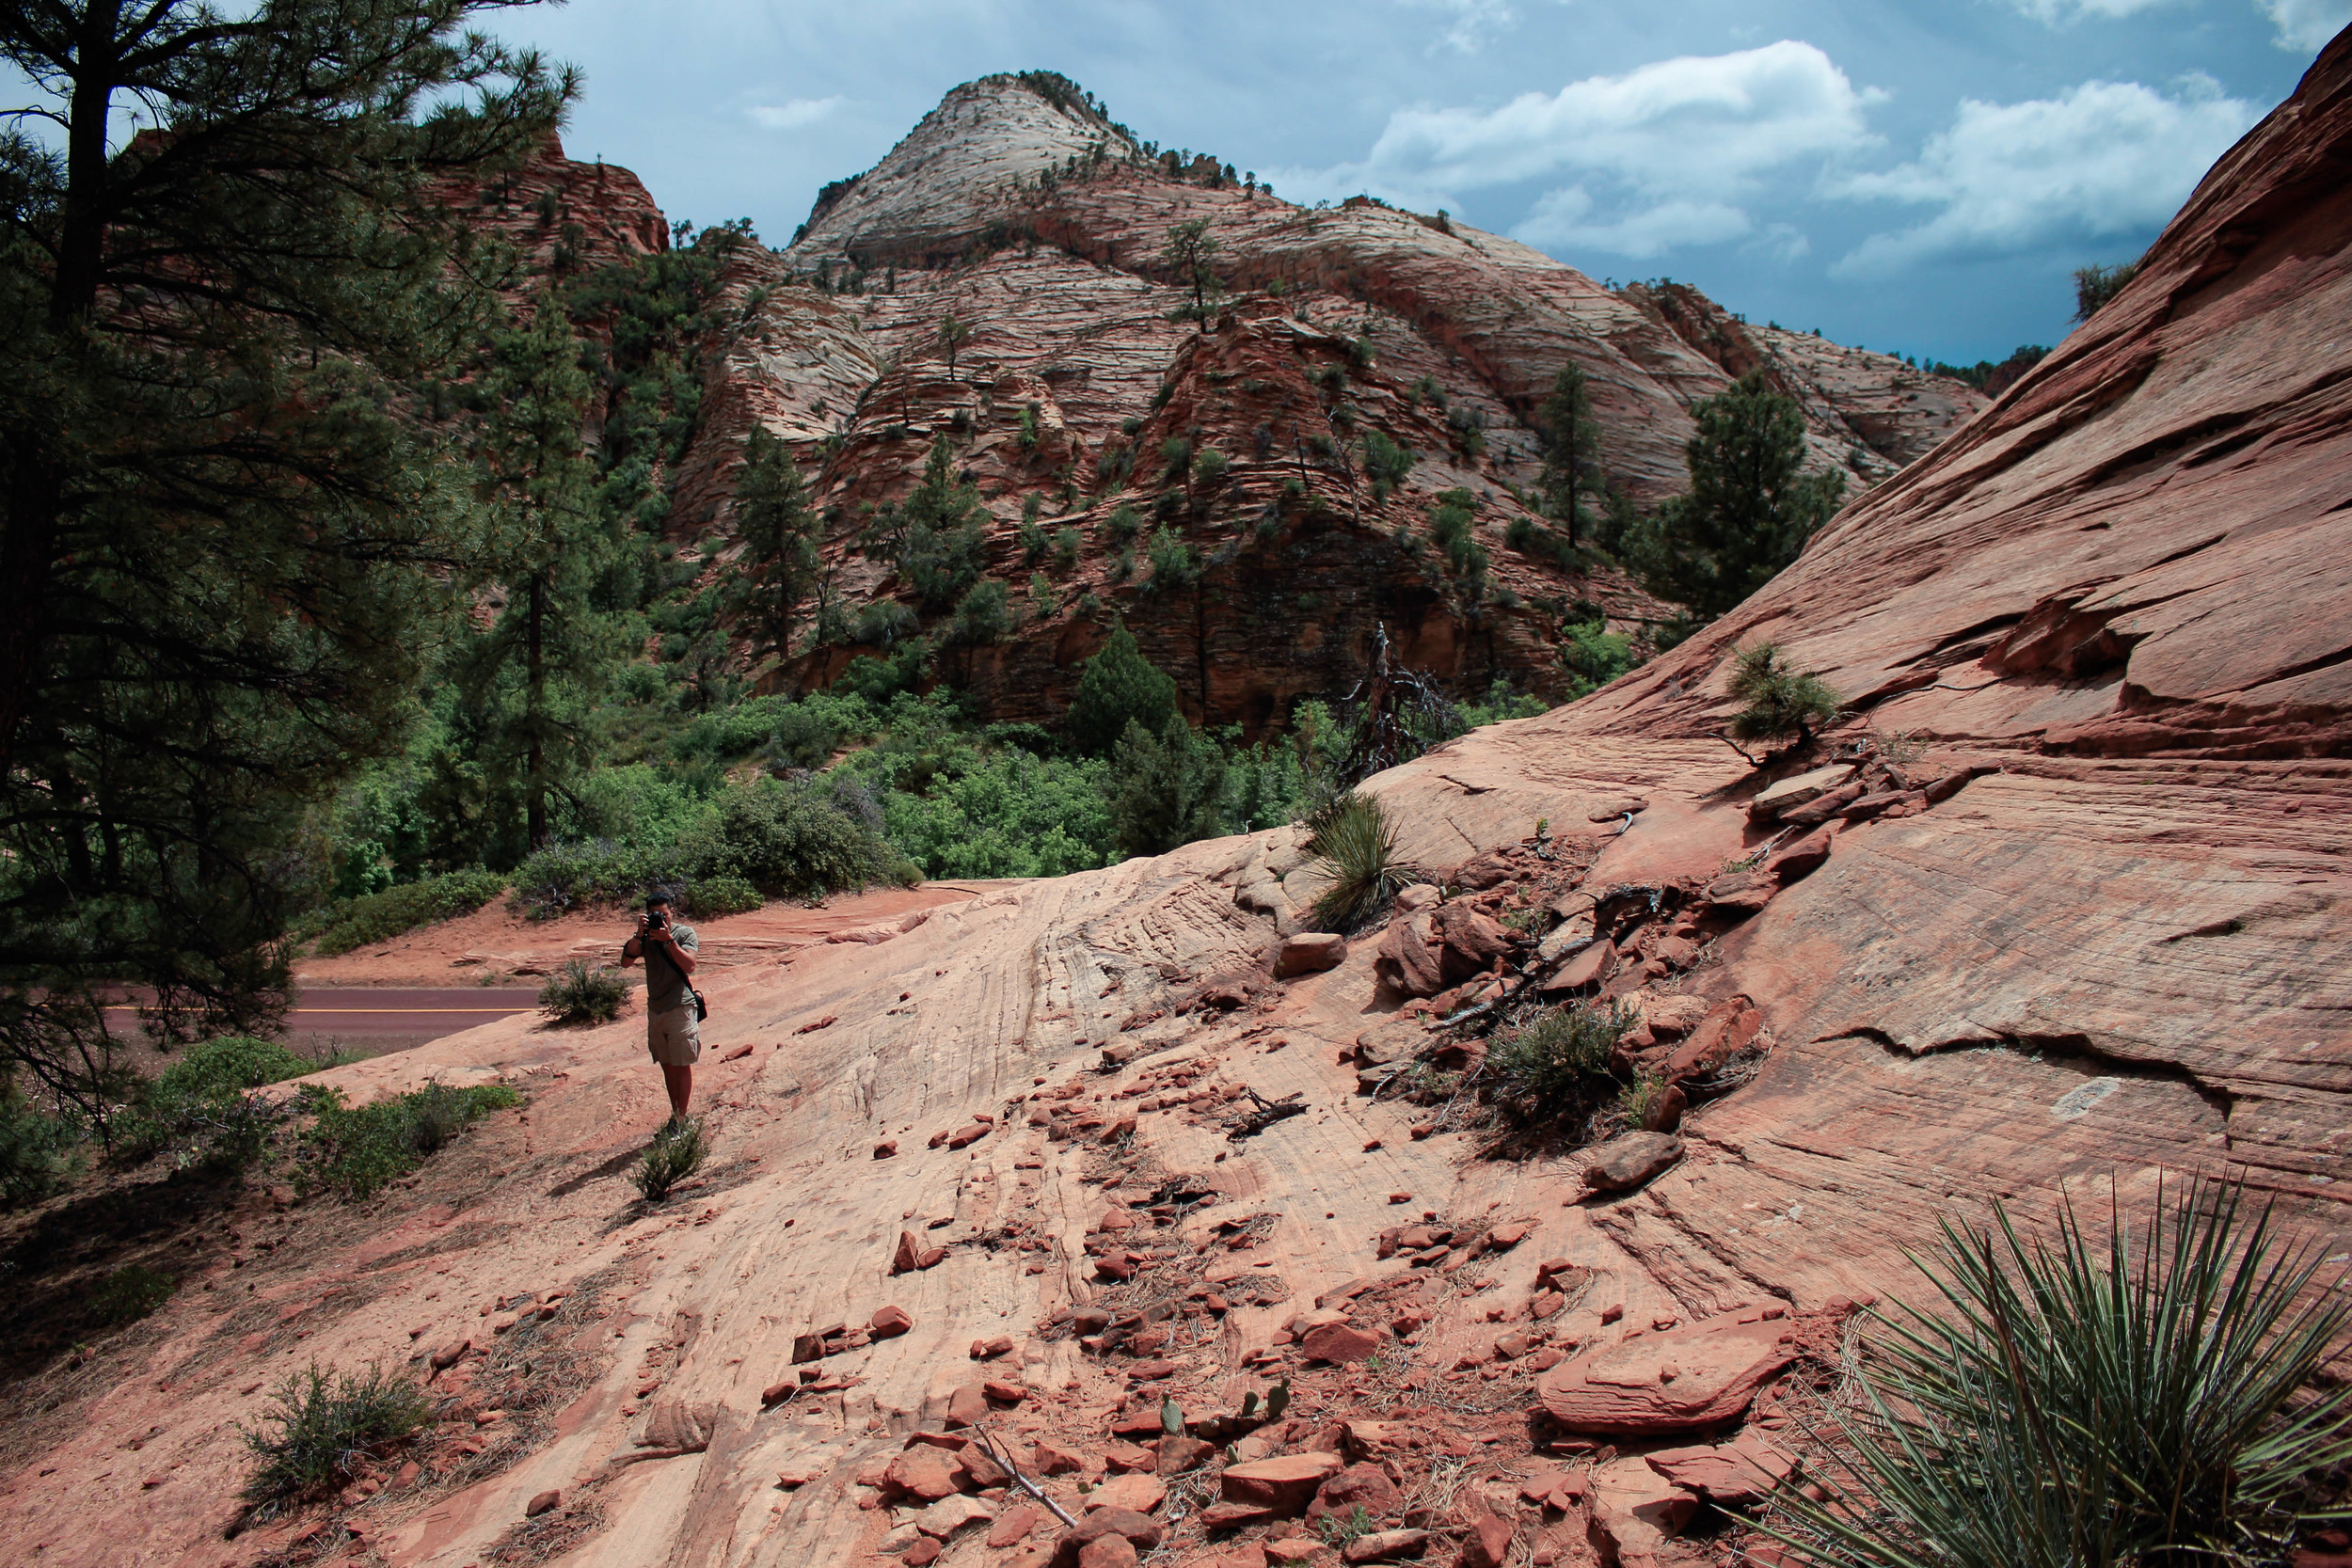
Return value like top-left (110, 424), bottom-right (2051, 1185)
top-left (1051, 1508), bottom-right (1164, 1567)
top-left (1200, 1500), bottom-right (1278, 1529)
top-left (1375, 910), bottom-right (1445, 997)
top-left (1306, 1460), bottom-right (1400, 1524)
top-left (1588, 1455), bottom-right (1701, 1561)
top-left (917, 1494), bottom-right (995, 1538)
top-left (943, 1384), bottom-right (988, 1427)
top-left (1076, 1537), bottom-right (1137, 1568)
top-left (1745, 764), bottom-right (1852, 822)
top-left (1220, 1450), bottom-right (1345, 1515)
top-left (1433, 902), bottom-right (1511, 983)
top-left (524, 1489), bottom-right (560, 1518)
top-left (891, 1230), bottom-right (923, 1275)
top-left (1645, 1433), bottom-right (1797, 1505)
top-left (1764, 826), bottom-right (1835, 883)
top-left (1540, 938), bottom-right (1615, 996)
top-left (1300, 1321), bottom-right (1384, 1364)
top-left (882, 1445), bottom-right (960, 1503)
top-left (1457, 1511), bottom-right (1515, 1568)
top-left (1664, 998), bottom-right (1762, 1083)
top-left (989, 1504), bottom-right (1047, 1547)
top-left (1394, 883), bottom-right (1442, 912)
top-left (1343, 1530), bottom-right (1433, 1564)
top-left (1581, 1132), bottom-right (1684, 1193)
top-left (1157, 1434), bottom-right (1216, 1473)
top-left (1535, 1306), bottom-right (1797, 1434)
top-left (1089, 1472), bottom-right (1166, 1513)
top-left (1780, 778), bottom-right (1868, 828)
top-left (1274, 932), bottom-right (1348, 978)
top-left (871, 1304), bottom-right (914, 1338)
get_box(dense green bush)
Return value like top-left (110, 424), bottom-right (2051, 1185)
top-left (1768, 1180), bottom-right (2352, 1568)
top-left (2074, 259), bottom-right (2141, 322)
top-left (0, 1089), bottom-right (80, 1208)
top-left (687, 876), bottom-right (763, 917)
top-left (297, 1082), bottom-right (522, 1199)
top-left (1107, 716), bottom-right (1228, 858)
top-left (1363, 431), bottom-right (1413, 499)
top-left (1146, 527), bottom-right (1200, 593)
top-left (240, 1362), bottom-right (435, 1519)
top-left (881, 750), bottom-right (1115, 879)
top-left (1067, 623), bottom-right (1182, 756)
top-left (299, 867), bottom-right (508, 957)
top-left (763, 702), bottom-right (844, 772)
top-left (1486, 1001), bottom-right (1639, 1127)
top-left (119, 1035), bottom-right (317, 1174)
top-left (688, 775), bottom-right (915, 897)
top-left (1559, 620), bottom-right (1637, 697)
top-left (948, 578), bottom-right (1012, 644)
top-left (539, 959), bottom-right (628, 1025)
top-left (510, 838), bottom-right (672, 919)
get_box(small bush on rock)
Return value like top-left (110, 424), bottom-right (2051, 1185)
top-left (298, 1082), bottom-right (522, 1199)
top-left (240, 1362), bottom-right (434, 1519)
top-left (539, 959), bottom-right (628, 1025)
top-left (634, 1118), bottom-right (706, 1202)
top-left (1726, 642), bottom-right (1840, 753)
top-left (1486, 1001), bottom-right (1638, 1127)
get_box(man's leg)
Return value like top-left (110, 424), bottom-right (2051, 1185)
top-left (661, 1063), bottom-right (692, 1120)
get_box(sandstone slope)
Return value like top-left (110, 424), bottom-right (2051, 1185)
top-left (8, 39), bottom-right (2352, 1568)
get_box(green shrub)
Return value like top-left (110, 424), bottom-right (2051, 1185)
top-left (154, 1036), bottom-right (313, 1101)
top-left (1105, 502), bottom-right (1143, 542)
top-left (299, 1082), bottom-right (522, 1199)
top-left (1052, 527), bottom-right (1081, 568)
top-left (853, 599), bottom-right (920, 646)
top-left (1146, 527), bottom-right (1200, 593)
top-left (687, 876), bottom-right (762, 917)
top-left (1725, 642), bottom-right (1840, 752)
top-left (1616, 1069), bottom-right (1667, 1128)
top-left (299, 867), bottom-right (507, 958)
top-left (881, 750), bottom-right (1116, 879)
top-left (634, 1118), bottom-right (706, 1202)
top-left (1486, 1001), bottom-right (1637, 1126)
top-left (129, 1034), bottom-right (317, 1173)
top-left (240, 1362), bottom-right (435, 1520)
top-left (509, 839), bottom-right (666, 920)
top-left (947, 578), bottom-right (1012, 645)
top-left (762, 703), bottom-right (843, 771)
top-left (1067, 622), bottom-right (1181, 756)
top-left (839, 636), bottom-right (930, 703)
top-left (1767, 1179), bottom-right (2352, 1568)
top-left (1363, 431), bottom-right (1413, 499)
top-left (689, 775), bottom-right (915, 897)
top-left (0, 1090), bottom-right (79, 1207)
top-left (539, 959), bottom-right (628, 1025)
top-left (1192, 447), bottom-right (1229, 484)
top-left (1560, 619), bottom-right (1637, 697)
top-left (1427, 489), bottom-right (1487, 579)
top-left (2074, 258), bottom-right (2141, 322)
top-left (90, 1263), bottom-right (177, 1325)
top-left (1306, 792), bottom-right (1415, 931)
top-left (1106, 716), bottom-right (1228, 859)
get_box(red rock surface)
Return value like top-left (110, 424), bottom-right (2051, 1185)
top-left (8, 37), bottom-right (2352, 1568)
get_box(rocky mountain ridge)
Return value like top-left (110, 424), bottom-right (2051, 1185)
top-left (523, 73), bottom-right (1984, 728)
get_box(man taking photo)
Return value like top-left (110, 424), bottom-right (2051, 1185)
top-left (620, 888), bottom-right (701, 1126)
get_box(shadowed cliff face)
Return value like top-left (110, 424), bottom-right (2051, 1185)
top-left (509, 74), bottom-right (1985, 730)
top-left (7, 42), bottom-right (2351, 1568)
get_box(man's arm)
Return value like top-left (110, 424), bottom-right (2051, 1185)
top-left (662, 930), bottom-right (699, 977)
top-left (619, 934), bottom-right (642, 968)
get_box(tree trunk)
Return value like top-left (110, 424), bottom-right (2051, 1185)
top-left (525, 572), bottom-right (548, 848)
top-left (50, 1), bottom-right (123, 329)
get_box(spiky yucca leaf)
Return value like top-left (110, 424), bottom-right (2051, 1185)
top-left (1765, 1179), bottom-right (2352, 1568)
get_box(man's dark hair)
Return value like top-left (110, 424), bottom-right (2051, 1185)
top-left (644, 889), bottom-right (674, 908)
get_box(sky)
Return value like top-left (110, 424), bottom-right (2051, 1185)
top-left (13, 1), bottom-right (2342, 366)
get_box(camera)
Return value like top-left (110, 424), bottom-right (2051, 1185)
top-left (646, 906), bottom-right (669, 932)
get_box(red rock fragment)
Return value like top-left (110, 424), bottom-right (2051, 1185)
top-left (524, 1489), bottom-right (560, 1517)
top-left (871, 1305), bottom-right (914, 1338)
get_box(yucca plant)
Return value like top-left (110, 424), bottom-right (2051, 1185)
top-left (1764, 1178), bottom-right (2352, 1567)
top-left (1307, 792), bottom-right (1417, 931)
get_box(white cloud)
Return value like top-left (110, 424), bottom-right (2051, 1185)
top-left (747, 96), bottom-right (844, 131)
top-left (2258, 0), bottom-right (2352, 49)
top-left (1398, 0), bottom-right (1516, 53)
top-left (1357, 40), bottom-right (1882, 199)
top-left (1280, 41), bottom-right (1878, 256)
top-left (2003, 0), bottom-right (2181, 20)
top-left (1832, 77), bottom-right (2257, 277)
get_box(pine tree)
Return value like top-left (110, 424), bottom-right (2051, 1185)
top-left (1160, 219), bottom-right (1224, 321)
top-left (450, 295), bottom-right (620, 851)
top-left (1629, 372), bottom-right (1846, 621)
top-left (0, 0), bottom-right (569, 1109)
top-left (1066, 622), bottom-right (1180, 757)
top-left (886, 436), bottom-right (988, 611)
top-left (731, 427), bottom-right (822, 660)
top-left (1536, 363), bottom-right (1601, 547)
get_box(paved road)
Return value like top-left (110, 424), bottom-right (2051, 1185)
top-left (107, 988), bottom-right (543, 1053)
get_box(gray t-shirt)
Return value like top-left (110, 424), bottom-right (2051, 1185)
top-left (643, 923), bottom-right (699, 1014)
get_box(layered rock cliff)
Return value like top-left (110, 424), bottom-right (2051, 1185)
top-left (9, 40), bottom-right (2352, 1568)
top-left (555, 74), bottom-right (1983, 728)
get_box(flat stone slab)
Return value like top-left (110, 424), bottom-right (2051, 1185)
top-left (1534, 1306), bottom-right (1796, 1434)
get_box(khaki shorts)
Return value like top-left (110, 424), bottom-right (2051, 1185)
top-left (647, 1005), bottom-right (702, 1066)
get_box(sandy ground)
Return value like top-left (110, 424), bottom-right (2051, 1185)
top-left (294, 882), bottom-right (1013, 989)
